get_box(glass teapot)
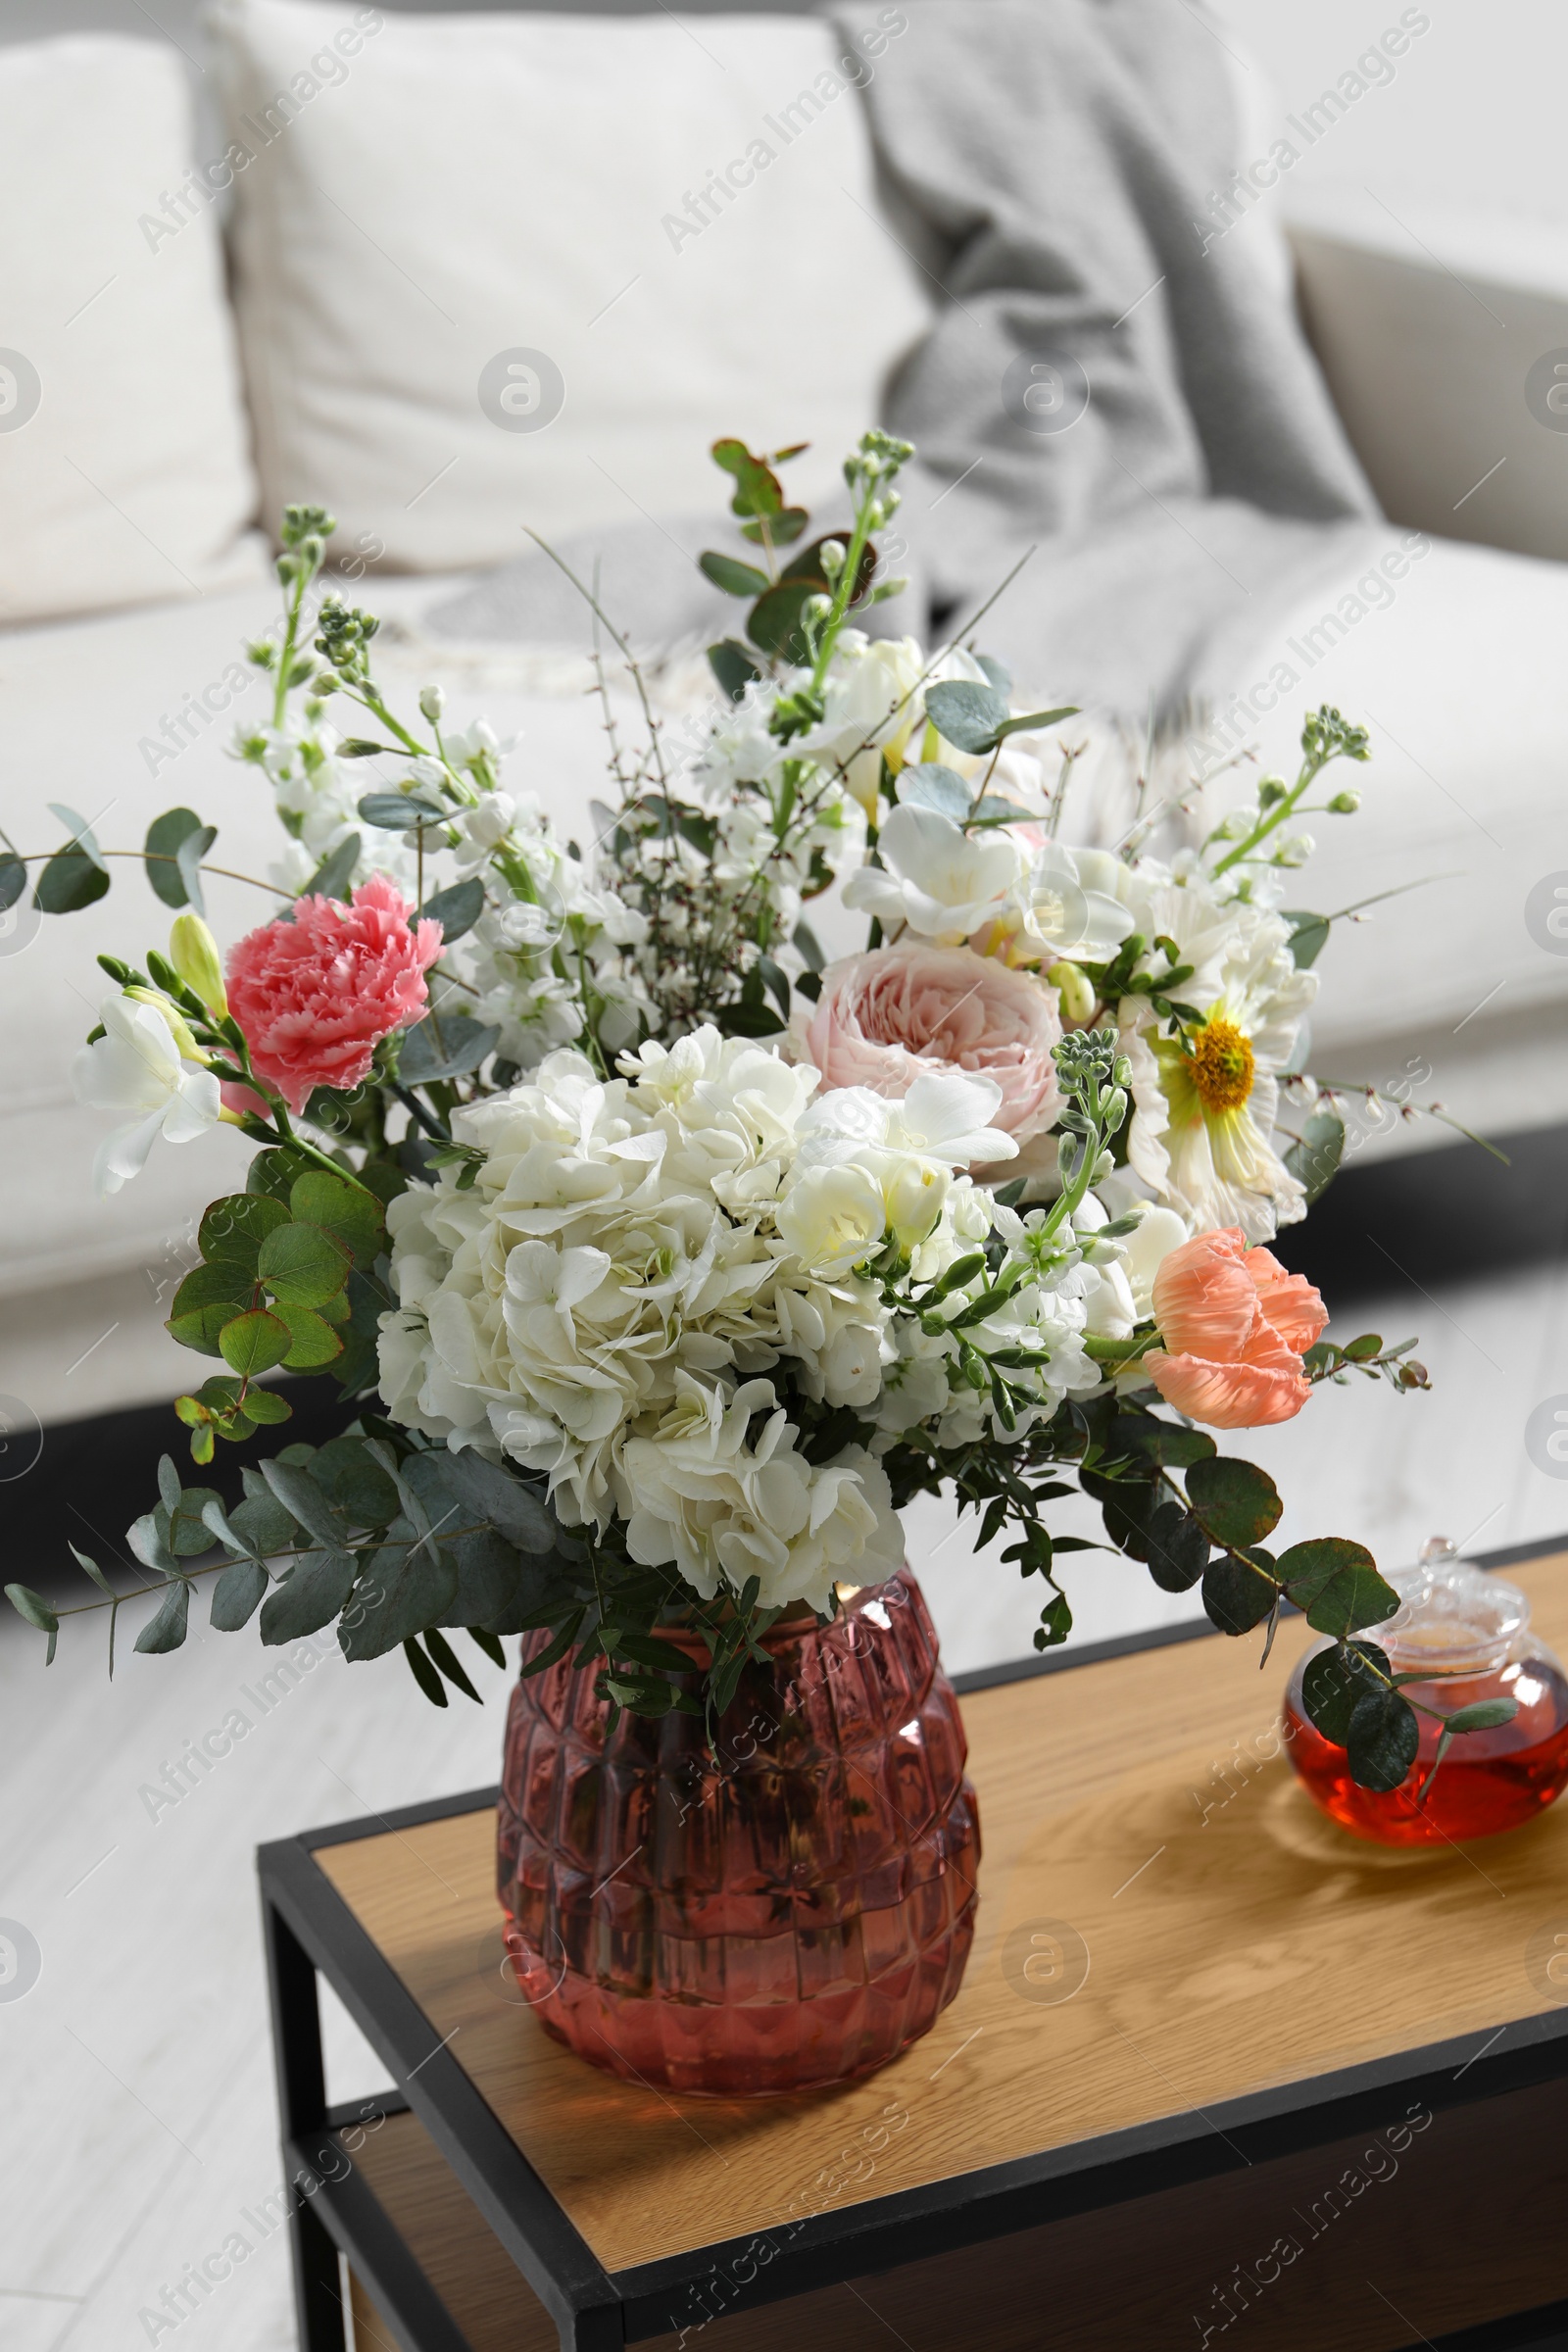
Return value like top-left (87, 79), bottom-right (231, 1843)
top-left (1284, 1537), bottom-right (1568, 1844)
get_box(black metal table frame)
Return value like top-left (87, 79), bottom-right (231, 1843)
top-left (260, 1535), bottom-right (1568, 2352)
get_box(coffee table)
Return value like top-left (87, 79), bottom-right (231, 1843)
top-left (259, 1539), bottom-right (1568, 2351)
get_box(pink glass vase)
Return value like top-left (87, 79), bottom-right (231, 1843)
top-left (495, 1570), bottom-right (980, 2097)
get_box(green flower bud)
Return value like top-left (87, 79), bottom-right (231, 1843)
top-left (1328, 789), bottom-right (1360, 813)
top-left (1045, 959), bottom-right (1097, 1026)
top-left (169, 912), bottom-right (228, 1018)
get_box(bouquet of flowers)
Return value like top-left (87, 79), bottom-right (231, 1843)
top-left (4, 428), bottom-right (1505, 1799)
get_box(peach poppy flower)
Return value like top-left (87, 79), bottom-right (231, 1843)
top-left (1144, 1227), bottom-right (1327, 1429)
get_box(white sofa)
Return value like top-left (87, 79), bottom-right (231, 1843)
top-left (3, 5), bottom-right (1567, 1430)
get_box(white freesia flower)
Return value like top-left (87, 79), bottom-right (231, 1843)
top-left (802, 1070), bottom-right (1018, 1170)
top-left (844, 804), bottom-right (1026, 942)
top-left (775, 1162), bottom-right (887, 1277)
top-left (73, 996), bottom-right (223, 1197)
top-left (1018, 844), bottom-right (1136, 961)
top-left (796, 633), bottom-right (997, 814)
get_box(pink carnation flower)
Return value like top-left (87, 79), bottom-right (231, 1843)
top-left (227, 874), bottom-right (442, 1113)
top-left (790, 942), bottom-right (1062, 1157)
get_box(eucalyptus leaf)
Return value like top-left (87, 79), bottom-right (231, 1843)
top-left (288, 1171), bottom-right (384, 1269)
top-left (708, 637), bottom-right (762, 704)
top-left (211, 1557), bottom-right (270, 1632)
top-left (1185, 1456), bottom-right (1283, 1549)
top-left (1142, 1503), bottom-right (1209, 1592)
top-left (49, 803), bottom-right (106, 870)
top-left (899, 763), bottom-right (972, 820)
top-left (258, 1220), bottom-right (352, 1308)
top-left (135, 1577), bottom-right (191, 1654)
top-left (699, 551), bottom-right (770, 597)
top-left (1202, 1548), bottom-right (1278, 1635)
top-left (34, 843), bottom-right (110, 913)
top-left (1279, 1539), bottom-right (1398, 1639)
top-left (1347, 1686), bottom-right (1420, 1792)
top-left (437, 1450), bottom-right (560, 1553)
top-left (174, 825), bottom-right (217, 918)
top-left (307, 1435), bottom-right (400, 1526)
top-left (1284, 909), bottom-right (1332, 969)
top-left (0, 853), bottom-right (25, 911)
top-left (416, 876), bottom-right (485, 945)
top-left (746, 577), bottom-right (821, 662)
top-left (923, 679), bottom-right (1010, 754)
top-left (1299, 1640), bottom-right (1390, 1745)
top-left (358, 792), bottom-right (445, 831)
top-left (145, 808), bottom-right (206, 908)
top-left (261, 1459), bottom-right (349, 1552)
top-left (439, 1528), bottom-right (524, 1627)
top-left (273, 1301), bottom-right (344, 1369)
top-left (300, 833), bottom-right (360, 905)
top-left (339, 1540), bottom-right (458, 1660)
top-left (400, 1013), bottom-right (500, 1085)
top-left (1284, 1109), bottom-right (1345, 1206)
top-left (220, 1308), bottom-right (292, 1378)
top-left (1442, 1696), bottom-right (1519, 1736)
top-left (201, 1191), bottom-right (289, 1272)
top-left (260, 1550), bottom-right (358, 1644)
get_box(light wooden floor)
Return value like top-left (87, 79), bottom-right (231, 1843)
top-left (3, 1257), bottom-right (1566, 2350)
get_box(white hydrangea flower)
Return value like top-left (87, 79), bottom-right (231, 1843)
top-left (375, 1032), bottom-right (1096, 1609)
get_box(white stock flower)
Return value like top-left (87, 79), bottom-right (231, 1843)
top-left (843, 804), bottom-right (1026, 941)
top-left (73, 996), bottom-right (222, 1197)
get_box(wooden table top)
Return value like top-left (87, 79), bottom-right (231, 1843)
top-left (318, 1551), bottom-right (1568, 2278)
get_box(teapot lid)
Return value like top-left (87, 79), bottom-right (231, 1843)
top-left (1378, 1536), bottom-right (1529, 1672)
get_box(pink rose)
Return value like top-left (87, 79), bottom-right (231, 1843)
top-left (792, 943), bottom-right (1061, 1152)
top-left (227, 874), bottom-right (442, 1113)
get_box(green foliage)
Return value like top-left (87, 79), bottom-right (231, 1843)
top-left (416, 876), bottom-right (485, 944)
top-left (359, 792), bottom-right (445, 831)
top-left (1284, 1107), bottom-right (1344, 1203)
top-left (899, 763), bottom-right (972, 820)
top-left (1300, 1640), bottom-right (1390, 1744)
top-left (708, 638), bottom-right (762, 703)
top-left (1346, 1686), bottom-right (1420, 1792)
top-left (300, 833), bottom-right (361, 904)
top-left (700, 551), bottom-right (770, 598)
top-left (170, 1175), bottom-right (388, 1455)
top-left (145, 808), bottom-right (216, 911)
top-left (399, 1013), bottom-right (500, 1085)
top-left (1278, 1539), bottom-right (1398, 1638)
top-left (35, 804), bottom-right (110, 913)
top-left (1283, 909), bottom-right (1331, 969)
top-left (1184, 1456), bottom-right (1283, 1549)
top-left (922, 681), bottom-right (1076, 758)
top-left (1202, 1548), bottom-right (1279, 1635)
top-left (220, 1309), bottom-right (293, 1377)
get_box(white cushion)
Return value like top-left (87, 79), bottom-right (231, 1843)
top-left (208, 0), bottom-right (933, 567)
top-left (1195, 527), bottom-right (1568, 1152)
top-left (0, 36), bottom-right (264, 625)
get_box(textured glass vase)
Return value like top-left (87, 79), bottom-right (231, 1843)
top-left (495, 1570), bottom-right (980, 2097)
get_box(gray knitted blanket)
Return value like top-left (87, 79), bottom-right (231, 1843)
top-left (430, 0), bottom-right (1381, 718)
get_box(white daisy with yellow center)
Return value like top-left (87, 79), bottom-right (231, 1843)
top-left (1117, 875), bottom-right (1317, 1241)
